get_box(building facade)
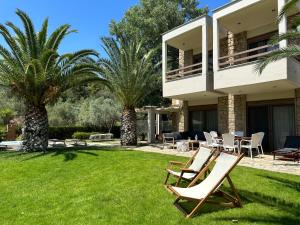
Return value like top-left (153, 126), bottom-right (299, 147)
top-left (162, 0), bottom-right (300, 151)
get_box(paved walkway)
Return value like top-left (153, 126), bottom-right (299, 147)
top-left (89, 142), bottom-right (300, 176)
top-left (132, 144), bottom-right (300, 175)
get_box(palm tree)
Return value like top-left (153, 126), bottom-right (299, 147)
top-left (98, 37), bottom-right (157, 146)
top-left (0, 9), bottom-right (104, 151)
top-left (256, 0), bottom-right (300, 73)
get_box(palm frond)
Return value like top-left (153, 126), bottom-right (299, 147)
top-left (278, 0), bottom-right (299, 22)
top-left (255, 45), bottom-right (300, 74)
top-left (16, 9), bottom-right (38, 58)
top-left (269, 31), bottom-right (300, 45)
top-left (98, 37), bottom-right (156, 107)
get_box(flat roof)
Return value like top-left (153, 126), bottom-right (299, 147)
top-left (162, 14), bottom-right (210, 36)
top-left (212, 0), bottom-right (244, 13)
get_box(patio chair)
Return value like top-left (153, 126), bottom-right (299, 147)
top-left (163, 132), bottom-right (183, 149)
top-left (240, 133), bottom-right (261, 159)
top-left (257, 132), bottom-right (265, 155)
top-left (210, 131), bottom-right (222, 145)
top-left (273, 136), bottom-right (300, 162)
top-left (167, 152), bottom-right (244, 218)
top-left (164, 147), bottom-right (216, 187)
top-left (222, 133), bottom-right (239, 153)
top-left (204, 132), bottom-right (221, 149)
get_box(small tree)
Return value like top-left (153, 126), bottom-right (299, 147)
top-left (0, 108), bottom-right (16, 125)
top-left (78, 97), bottom-right (121, 133)
top-left (95, 98), bottom-right (121, 133)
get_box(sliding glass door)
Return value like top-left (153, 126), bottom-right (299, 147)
top-left (272, 105), bottom-right (295, 150)
top-left (247, 103), bottom-right (295, 151)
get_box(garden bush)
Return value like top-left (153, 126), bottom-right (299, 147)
top-left (72, 132), bottom-right (96, 140)
top-left (48, 126), bottom-right (120, 139)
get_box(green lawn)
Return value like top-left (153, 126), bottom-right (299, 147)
top-left (0, 148), bottom-right (299, 225)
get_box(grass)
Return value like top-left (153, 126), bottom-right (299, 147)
top-left (0, 148), bottom-right (299, 225)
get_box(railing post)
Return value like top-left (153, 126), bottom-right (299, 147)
top-left (278, 0), bottom-right (287, 48)
top-left (213, 18), bottom-right (220, 72)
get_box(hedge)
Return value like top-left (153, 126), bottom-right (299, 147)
top-left (49, 126), bottom-right (120, 140)
top-left (72, 132), bottom-right (97, 140)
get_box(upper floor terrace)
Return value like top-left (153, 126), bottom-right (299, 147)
top-left (213, 0), bottom-right (300, 94)
top-left (162, 16), bottom-right (220, 101)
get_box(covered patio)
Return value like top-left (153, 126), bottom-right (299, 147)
top-left (136, 105), bottom-right (180, 144)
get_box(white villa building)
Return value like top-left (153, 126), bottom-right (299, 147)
top-left (159, 0), bottom-right (300, 151)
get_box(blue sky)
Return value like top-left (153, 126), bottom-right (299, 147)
top-left (0, 0), bottom-right (228, 55)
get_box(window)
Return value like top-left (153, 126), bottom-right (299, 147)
top-left (189, 110), bottom-right (218, 132)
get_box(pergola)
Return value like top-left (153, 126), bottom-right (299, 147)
top-left (136, 106), bottom-right (180, 143)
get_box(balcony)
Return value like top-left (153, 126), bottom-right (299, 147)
top-left (219, 44), bottom-right (278, 69)
top-left (165, 62), bottom-right (202, 82)
top-left (212, 0), bottom-right (300, 94)
top-left (162, 16), bottom-right (215, 100)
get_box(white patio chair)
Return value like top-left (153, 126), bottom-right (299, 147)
top-left (210, 131), bottom-right (222, 145)
top-left (168, 152), bottom-right (244, 218)
top-left (204, 132), bottom-right (221, 149)
top-left (165, 147), bottom-right (216, 186)
top-left (257, 132), bottom-right (265, 155)
top-left (240, 133), bottom-right (261, 158)
top-left (222, 133), bottom-right (239, 153)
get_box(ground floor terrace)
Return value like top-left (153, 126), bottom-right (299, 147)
top-left (143, 89), bottom-right (300, 152)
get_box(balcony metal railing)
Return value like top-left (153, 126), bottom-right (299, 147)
top-left (165, 62), bottom-right (202, 81)
top-left (218, 44), bottom-right (278, 69)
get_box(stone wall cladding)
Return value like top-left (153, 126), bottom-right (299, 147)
top-left (179, 101), bottom-right (189, 132)
top-left (218, 96), bottom-right (229, 134)
top-left (220, 38), bottom-right (228, 57)
top-left (228, 94), bottom-right (247, 133)
top-left (218, 95), bottom-right (246, 134)
top-left (220, 31), bottom-right (248, 65)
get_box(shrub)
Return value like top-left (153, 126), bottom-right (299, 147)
top-left (72, 132), bottom-right (96, 140)
top-left (48, 126), bottom-right (120, 139)
top-left (0, 129), bottom-right (6, 142)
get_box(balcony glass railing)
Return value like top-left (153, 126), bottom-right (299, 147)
top-left (218, 45), bottom-right (279, 69)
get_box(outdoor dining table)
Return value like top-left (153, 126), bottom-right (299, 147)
top-left (217, 136), bottom-right (252, 152)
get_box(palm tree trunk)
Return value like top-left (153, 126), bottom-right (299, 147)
top-left (22, 103), bottom-right (49, 152)
top-left (120, 106), bottom-right (137, 146)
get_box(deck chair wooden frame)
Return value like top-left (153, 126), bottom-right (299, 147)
top-left (168, 152), bottom-right (244, 218)
top-left (164, 147), bottom-right (217, 187)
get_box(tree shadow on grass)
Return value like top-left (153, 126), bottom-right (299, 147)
top-left (21, 147), bottom-right (100, 162)
top-left (212, 188), bottom-right (300, 225)
top-left (20, 146), bottom-right (136, 162)
top-left (258, 174), bottom-right (300, 192)
top-left (212, 175), bottom-right (300, 224)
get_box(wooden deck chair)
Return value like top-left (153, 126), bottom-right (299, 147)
top-left (164, 147), bottom-right (217, 187)
top-left (168, 152), bottom-right (244, 218)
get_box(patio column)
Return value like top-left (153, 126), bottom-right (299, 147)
top-left (295, 89), bottom-right (300, 135)
top-left (202, 17), bottom-right (208, 75)
top-left (156, 113), bottom-right (162, 136)
top-left (146, 107), bottom-right (156, 144)
top-left (213, 18), bottom-right (220, 72)
top-left (278, 0), bottom-right (287, 48)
